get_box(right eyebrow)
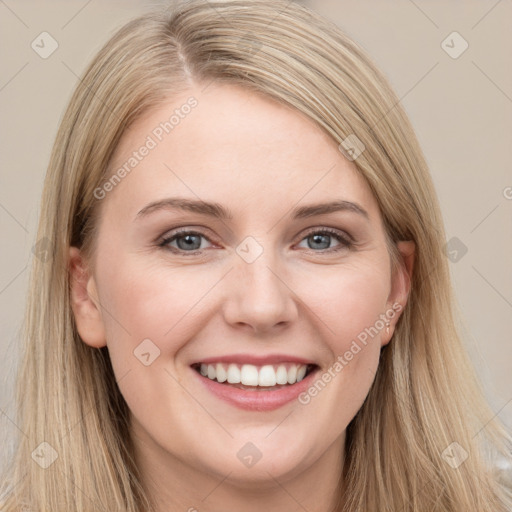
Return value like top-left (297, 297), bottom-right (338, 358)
top-left (136, 197), bottom-right (234, 221)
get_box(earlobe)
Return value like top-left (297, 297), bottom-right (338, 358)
top-left (382, 240), bottom-right (415, 345)
top-left (68, 246), bottom-right (107, 348)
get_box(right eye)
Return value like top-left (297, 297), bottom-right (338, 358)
top-left (159, 229), bottom-right (215, 254)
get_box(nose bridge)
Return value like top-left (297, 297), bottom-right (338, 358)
top-left (222, 236), bottom-right (298, 331)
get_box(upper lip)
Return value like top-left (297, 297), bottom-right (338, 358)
top-left (191, 354), bottom-right (317, 366)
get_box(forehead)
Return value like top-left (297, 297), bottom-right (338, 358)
top-left (102, 83), bottom-right (381, 224)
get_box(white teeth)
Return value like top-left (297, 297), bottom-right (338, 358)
top-left (276, 365), bottom-right (288, 385)
top-left (287, 365), bottom-right (297, 384)
top-left (240, 364), bottom-right (259, 386)
top-left (258, 365), bottom-right (276, 386)
top-left (216, 363), bottom-right (227, 383)
top-left (296, 365), bottom-right (307, 382)
top-left (197, 362), bottom-right (311, 387)
top-left (226, 364), bottom-right (241, 384)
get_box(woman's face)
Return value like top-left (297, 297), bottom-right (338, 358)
top-left (70, 83), bottom-right (413, 492)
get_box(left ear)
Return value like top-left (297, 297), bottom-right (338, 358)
top-left (381, 240), bottom-right (415, 346)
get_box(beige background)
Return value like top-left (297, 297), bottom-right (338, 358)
top-left (1, 0), bottom-right (511, 473)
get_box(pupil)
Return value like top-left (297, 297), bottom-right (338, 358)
top-left (178, 234), bottom-right (200, 250)
top-left (310, 234), bottom-right (329, 250)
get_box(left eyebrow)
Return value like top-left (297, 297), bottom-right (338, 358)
top-left (135, 197), bottom-right (369, 222)
top-left (292, 200), bottom-right (369, 220)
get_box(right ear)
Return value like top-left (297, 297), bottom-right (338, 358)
top-left (68, 246), bottom-right (107, 348)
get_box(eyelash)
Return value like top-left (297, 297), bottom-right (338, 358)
top-left (157, 227), bottom-right (354, 255)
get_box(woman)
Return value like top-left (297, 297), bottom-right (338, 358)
top-left (1, 0), bottom-right (510, 510)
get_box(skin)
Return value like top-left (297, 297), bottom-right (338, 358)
top-left (69, 83), bottom-right (414, 512)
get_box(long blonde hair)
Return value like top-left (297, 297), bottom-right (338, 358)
top-left (1, 1), bottom-right (510, 510)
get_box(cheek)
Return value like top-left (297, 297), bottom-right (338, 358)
top-left (94, 255), bottom-right (214, 370)
top-left (293, 259), bottom-right (389, 408)
top-left (94, 258), bottom-right (214, 424)
top-left (295, 258), bottom-right (390, 352)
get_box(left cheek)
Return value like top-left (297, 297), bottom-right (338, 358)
top-left (306, 266), bottom-right (388, 346)
top-left (321, 322), bottom-right (383, 416)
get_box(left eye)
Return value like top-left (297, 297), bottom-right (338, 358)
top-left (296, 230), bottom-right (350, 251)
top-left (159, 229), bottom-right (352, 254)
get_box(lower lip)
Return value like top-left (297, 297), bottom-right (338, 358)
top-left (192, 366), bottom-right (319, 411)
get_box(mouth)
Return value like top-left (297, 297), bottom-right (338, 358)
top-left (190, 360), bottom-right (320, 411)
top-left (191, 362), bottom-right (318, 390)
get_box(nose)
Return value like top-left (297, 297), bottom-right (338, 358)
top-left (222, 246), bottom-right (299, 335)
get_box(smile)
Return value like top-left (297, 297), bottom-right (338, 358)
top-left (191, 359), bottom-right (320, 411)
top-left (193, 362), bottom-right (315, 387)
